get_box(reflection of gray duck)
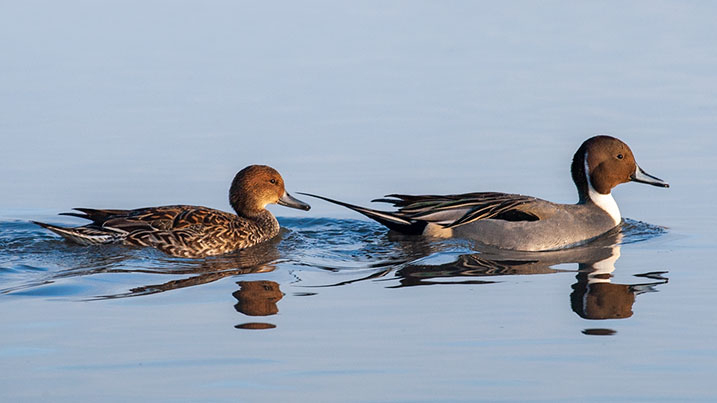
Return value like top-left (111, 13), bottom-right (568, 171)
top-left (570, 251), bottom-right (668, 320)
top-left (394, 236), bottom-right (668, 321)
top-left (394, 254), bottom-right (560, 287)
top-left (233, 280), bottom-right (284, 316)
top-left (571, 280), bottom-right (636, 319)
top-left (33, 165), bottom-right (310, 258)
top-left (393, 229), bottom-right (624, 287)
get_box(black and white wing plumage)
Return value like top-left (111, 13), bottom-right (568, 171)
top-left (301, 192), bottom-right (542, 235)
top-left (375, 192), bottom-right (541, 228)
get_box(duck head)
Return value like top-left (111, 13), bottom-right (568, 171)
top-left (229, 165), bottom-right (311, 217)
top-left (571, 135), bottom-right (669, 202)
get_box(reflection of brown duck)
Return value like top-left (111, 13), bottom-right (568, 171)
top-left (233, 280), bottom-right (283, 316)
top-left (124, 263), bottom-right (277, 298)
top-left (90, 236), bottom-right (282, 299)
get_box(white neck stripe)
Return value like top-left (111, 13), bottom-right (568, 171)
top-left (584, 151), bottom-right (621, 225)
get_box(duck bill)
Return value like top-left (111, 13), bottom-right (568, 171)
top-left (630, 166), bottom-right (669, 188)
top-left (277, 192), bottom-right (311, 211)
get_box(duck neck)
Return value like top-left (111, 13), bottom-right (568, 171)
top-left (571, 143), bottom-right (590, 204)
top-left (231, 202), bottom-right (266, 219)
top-left (572, 147), bottom-right (621, 225)
top-left (229, 184), bottom-right (265, 219)
top-left (587, 185), bottom-right (621, 225)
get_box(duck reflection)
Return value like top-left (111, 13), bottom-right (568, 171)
top-left (88, 235), bottom-right (282, 299)
top-left (361, 230), bottom-right (668, 328)
top-left (391, 230), bottom-right (621, 287)
top-left (392, 253), bottom-right (561, 287)
top-left (570, 254), bottom-right (668, 320)
top-left (568, 245), bottom-right (668, 335)
top-left (121, 261), bottom-right (278, 298)
top-left (233, 280), bottom-right (283, 330)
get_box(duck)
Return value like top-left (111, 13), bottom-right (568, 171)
top-left (34, 165), bottom-right (310, 258)
top-left (301, 135), bottom-right (668, 251)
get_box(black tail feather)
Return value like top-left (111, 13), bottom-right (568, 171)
top-left (59, 212), bottom-right (91, 220)
top-left (59, 208), bottom-right (129, 224)
top-left (297, 193), bottom-right (426, 235)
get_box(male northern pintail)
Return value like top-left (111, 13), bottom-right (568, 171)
top-left (302, 135), bottom-right (668, 251)
top-left (34, 165), bottom-right (310, 258)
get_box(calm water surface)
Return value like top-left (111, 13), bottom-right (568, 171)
top-left (0, 213), bottom-right (712, 401)
top-left (2, 1), bottom-right (717, 401)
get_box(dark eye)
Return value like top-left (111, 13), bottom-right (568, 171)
top-left (616, 154), bottom-right (624, 160)
top-left (269, 179), bottom-right (277, 185)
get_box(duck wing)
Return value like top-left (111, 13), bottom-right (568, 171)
top-left (374, 192), bottom-right (543, 228)
top-left (119, 207), bottom-right (267, 258)
top-left (301, 192), bottom-right (546, 235)
top-left (61, 205), bottom-right (229, 232)
top-left (43, 206), bottom-right (238, 252)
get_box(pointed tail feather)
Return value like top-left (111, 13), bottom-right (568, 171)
top-left (297, 193), bottom-right (426, 235)
top-left (59, 208), bottom-right (129, 224)
top-left (32, 221), bottom-right (125, 245)
top-left (58, 212), bottom-right (92, 220)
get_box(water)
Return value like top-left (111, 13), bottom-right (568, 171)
top-left (0, 215), bottom-right (707, 401)
top-left (2, 1), bottom-right (717, 401)
top-left (0, 217), bottom-right (666, 299)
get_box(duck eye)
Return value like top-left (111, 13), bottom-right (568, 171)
top-left (269, 179), bottom-right (277, 185)
top-left (616, 154), bottom-right (624, 160)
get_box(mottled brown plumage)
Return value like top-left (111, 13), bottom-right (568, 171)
top-left (34, 165), bottom-right (310, 258)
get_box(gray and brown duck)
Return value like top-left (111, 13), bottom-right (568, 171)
top-left (34, 165), bottom-right (310, 258)
top-left (302, 135), bottom-right (668, 251)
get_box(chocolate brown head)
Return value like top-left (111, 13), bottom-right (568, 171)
top-left (229, 165), bottom-right (310, 217)
top-left (571, 135), bottom-right (668, 202)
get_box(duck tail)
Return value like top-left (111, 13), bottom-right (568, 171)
top-left (58, 208), bottom-right (129, 224)
top-left (32, 221), bottom-right (125, 245)
top-left (297, 193), bottom-right (426, 235)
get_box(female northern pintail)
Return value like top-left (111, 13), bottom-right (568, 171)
top-left (302, 136), bottom-right (669, 251)
top-left (34, 165), bottom-right (310, 258)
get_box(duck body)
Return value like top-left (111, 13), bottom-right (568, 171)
top-left (36, 205), bottom-right (280, 258)
top-left (419, 196), bottom-right (618, 251)
top-left (34, 165), bottom-right (310, 258)
top-left (303, 135), bottom-right (669, 251)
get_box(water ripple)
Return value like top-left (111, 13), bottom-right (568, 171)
top-left (0, 216), bottom-right (667, 299)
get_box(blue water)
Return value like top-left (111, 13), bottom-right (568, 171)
top-left (0, 217), bottom-right (665, 300)
top-left (3, 1), bottom-right (717, 401)
top-left (0, 213), bottom-right (707, 401)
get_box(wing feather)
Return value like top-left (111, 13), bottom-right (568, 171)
top-left (375, 192), bottom-right (542, 228)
